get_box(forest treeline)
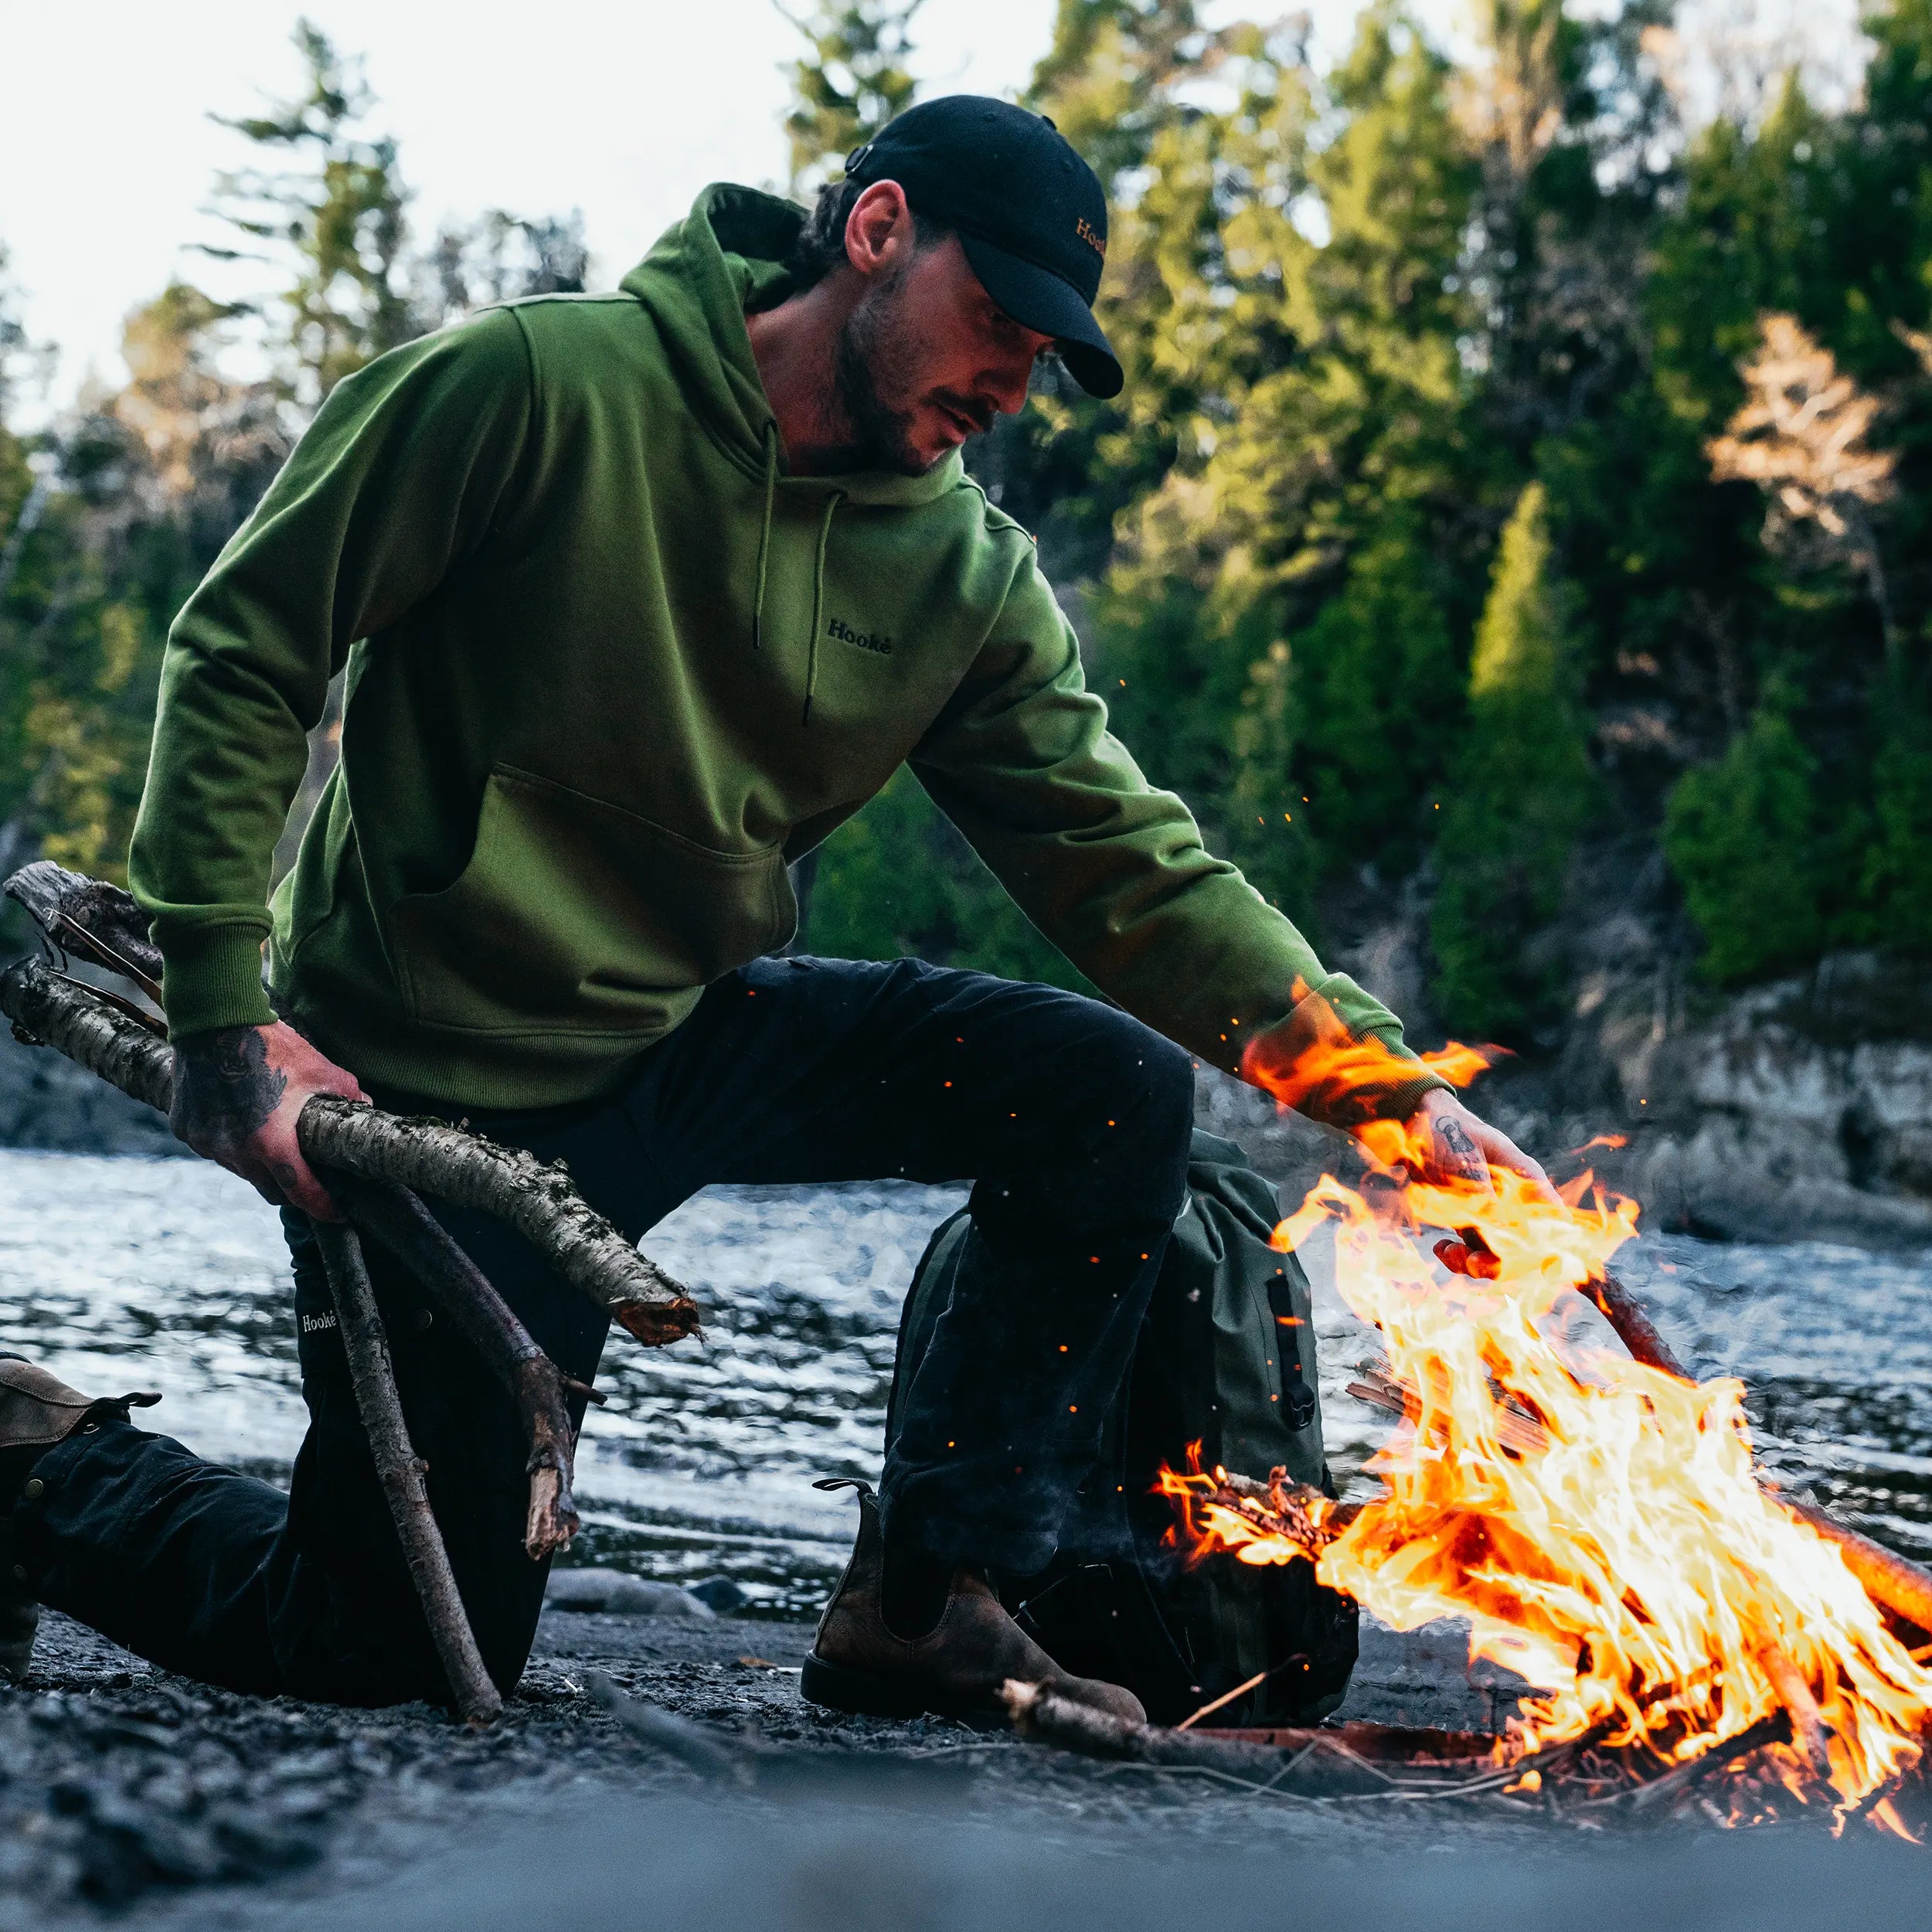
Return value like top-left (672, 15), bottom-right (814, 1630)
top-left (4, 3), bottom-right (1931, 1048)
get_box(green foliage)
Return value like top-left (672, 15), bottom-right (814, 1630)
top-left (202, 20), bottom-right (417, 403)
top-left (12, 0), bottom-right (1932, 1026)
top-left (1430, 485), bottom-right (1598, 1036)
top-left (1290, 514), bottom-right (1462, 877)
top-left (0, 285), bottom-right (287, 887)
top-left (1664, 707), bottom-right (1825, 985)
top-left (1859, 713), bottom-right (1932, 954)
top-left (0, 34), bottom-right (590, 906)
top-left (779, 0), bottom-right (923, 192)
top-left (800, 770), bottom-right (1091, 991)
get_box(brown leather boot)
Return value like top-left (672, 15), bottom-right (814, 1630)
top-left (0, 1356), bottom-right (158, 1684)
top-left (800, 1478), bottom-right (1146, 1726)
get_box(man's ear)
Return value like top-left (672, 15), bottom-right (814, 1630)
top-left (843, 179), bottom-right (917, 282)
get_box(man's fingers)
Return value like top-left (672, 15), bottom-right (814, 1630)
top-left (1479, 1133), bottom-right (1563, 1207)
top-left (264, 1143), bottom-right (343, 1223)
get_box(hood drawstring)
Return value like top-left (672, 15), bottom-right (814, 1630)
top-left (801, 488), bottom-right (845, 726)
top-left (751, 422), bottom-right (778, 651)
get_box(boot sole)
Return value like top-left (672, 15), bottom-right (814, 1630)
top-left (798, 1651), bottom-right (1004, 1726)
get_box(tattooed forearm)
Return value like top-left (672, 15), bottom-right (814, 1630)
top-left (170, 1025), bottom-right (287, 1156)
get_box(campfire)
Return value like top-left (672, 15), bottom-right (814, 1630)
top-left (1154, 1015), bottom-right (1932, 1833)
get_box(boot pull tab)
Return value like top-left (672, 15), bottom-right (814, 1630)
top-left (812, 1477), bottom-right (876, 1501)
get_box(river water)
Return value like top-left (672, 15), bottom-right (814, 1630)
top-left (1, 1149), bottom-right (1927, 1619)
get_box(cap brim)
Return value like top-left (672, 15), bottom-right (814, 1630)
top-left (958, 231), bottom-right (1123, 401)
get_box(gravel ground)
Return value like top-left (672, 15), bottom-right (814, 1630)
top-left (0, 1594), bottom-right (1588, 1930)
top-left (3, 1583), bottom-right (1903, 1931)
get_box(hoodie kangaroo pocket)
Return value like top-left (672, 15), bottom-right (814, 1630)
top-left (388, 764), bottom-right (794, 1036)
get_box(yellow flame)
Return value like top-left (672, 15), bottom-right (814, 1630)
top-left (1168, 1017), bottom-right (1932, 1821)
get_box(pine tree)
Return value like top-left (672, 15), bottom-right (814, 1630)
top-left (1664, 705), bottom-right (1825, 984)
top-left (1089, 5), bottom-right (1476, 879)
top-left (1430, 482), bottom-right (1598, 1036)
top-left (1859, 712), bottom-right (1932, 957)
top-left (779, 0), bottom-right (923, 192)
top-left (200, 20), bottom-right (417, 403)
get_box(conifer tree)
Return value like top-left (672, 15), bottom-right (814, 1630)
top-left (779, 0), bottom-right (923, 192)
top-left (200, 20), bottom-right (416, 404)
top-left (1663, 705), bottom-right (1825, 984)
top-left (1430, 482), bottom-right (1597, 1036)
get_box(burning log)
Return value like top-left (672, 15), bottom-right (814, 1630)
top-left (1782, 1504), bottom-right (1932, 1641)
top-left (1579, 1263), bottom-right (1932, 1645)
top-left (1757, 1642), bottom-right (1834, 1780)
top-left (312, 1220), bottom-right (502, 1726)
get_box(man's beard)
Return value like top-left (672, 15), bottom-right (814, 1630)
top-left (828, 268), bottom-right (933, 477)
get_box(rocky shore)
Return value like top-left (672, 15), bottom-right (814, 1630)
top-left (1197, 926), bottom-right (1932, 1251)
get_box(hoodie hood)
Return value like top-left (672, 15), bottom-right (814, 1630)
top-left (620, 182), bottom-right (964, 510)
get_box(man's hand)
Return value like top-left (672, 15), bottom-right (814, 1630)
top-left (1406, 1087), bottom-right (1556, 1202)
top-left (169, 1022), bottom-right (367, 1220)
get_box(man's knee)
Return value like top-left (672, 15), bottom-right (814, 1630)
top-left (1046, 1005), bottom-right (1193, 1225)
top-left (1085, 1006), bottom-right (1194, 1145)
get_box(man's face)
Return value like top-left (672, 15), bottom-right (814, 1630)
top-left (834, 233), bottom-right (1054, 475)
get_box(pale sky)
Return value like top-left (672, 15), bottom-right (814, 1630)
top-left (0, 0), bottom-right (1866, 410)
top-left (0, 0), bottom-right (1460, 407)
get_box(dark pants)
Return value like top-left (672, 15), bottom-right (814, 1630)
top-left (15, 956), bottom-right (1195, 1706)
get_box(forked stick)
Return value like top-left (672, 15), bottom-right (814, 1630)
top-left (2, 862), bottom-right (706, 1716)
top-left (328, 1173), bottom-right (592, 1560)
top-left (313, 1221), bottom-right (502, 1724)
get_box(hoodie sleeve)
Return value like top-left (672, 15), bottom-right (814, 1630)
top-left (128, 307), bottom-right (535, 1039)
top-left (909, 555), bottom-right (1449, 1129)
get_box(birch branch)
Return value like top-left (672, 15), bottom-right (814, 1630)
top-left (328, 1173), bottom-right (591, 1560)
top-left (0, 954), bottom-right (699, 1345)
top-left (313, 1220), bottom-right (503, 1725)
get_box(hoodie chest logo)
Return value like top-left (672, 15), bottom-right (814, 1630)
top-left (828, 617), bottom-right (893, 657)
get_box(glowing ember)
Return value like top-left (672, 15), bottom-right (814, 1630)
top-left (1162, 1003), bottom-right (1932, 1825)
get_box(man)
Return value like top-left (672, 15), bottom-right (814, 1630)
top-left (0, 99), bottom-right (1544, 1720)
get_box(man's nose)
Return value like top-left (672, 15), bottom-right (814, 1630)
top-left (985, 354), bottom-right (1036, 417)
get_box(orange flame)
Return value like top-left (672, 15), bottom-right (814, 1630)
top-left (1172, 1009), bottom-right (1931, 1823)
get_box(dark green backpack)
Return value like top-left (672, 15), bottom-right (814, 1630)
top-left (886, 1130), bottom-right (1358, 1726)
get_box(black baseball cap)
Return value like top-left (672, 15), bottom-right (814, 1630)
top-left (844, 96), bottom-right (1123, 400)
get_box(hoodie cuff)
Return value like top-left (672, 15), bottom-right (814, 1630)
top-left (1240, 999), bottom-right (1452, 1132)
top-left (158, 923), bottom-right (274, 1039)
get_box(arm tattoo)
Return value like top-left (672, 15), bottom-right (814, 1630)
top-left (171, 1026), bottom-right (287, 1153)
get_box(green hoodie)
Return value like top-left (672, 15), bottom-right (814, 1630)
top-left (129, 184), bottom-right (1445, 1124)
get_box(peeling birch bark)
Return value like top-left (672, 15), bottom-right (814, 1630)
top-left (313, 1221), bottom-right (503, 1725)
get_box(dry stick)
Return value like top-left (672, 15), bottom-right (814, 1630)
top-left (5, 859), bottom-right (165, 1006)
top-left (326, 1172), bottom-right (592, 1561)
top-left (585, 1672), bottom-right (753, 1784)
top-left (1614, 1710), bottom-right (1793, 1813)
top-left (312, 1221), bottom-right (503, 1726)
top-left (1002, 1679), bottom-right (1321, 1784)
top-left (0, 951), bottom-right (508, 1720)
top-left (0, 948), bottom-right (692, 1716)
top-left (0, 956), bottom-right (699, 1344)
top-left (1583, 1265), bottom-right (1932, 1640)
